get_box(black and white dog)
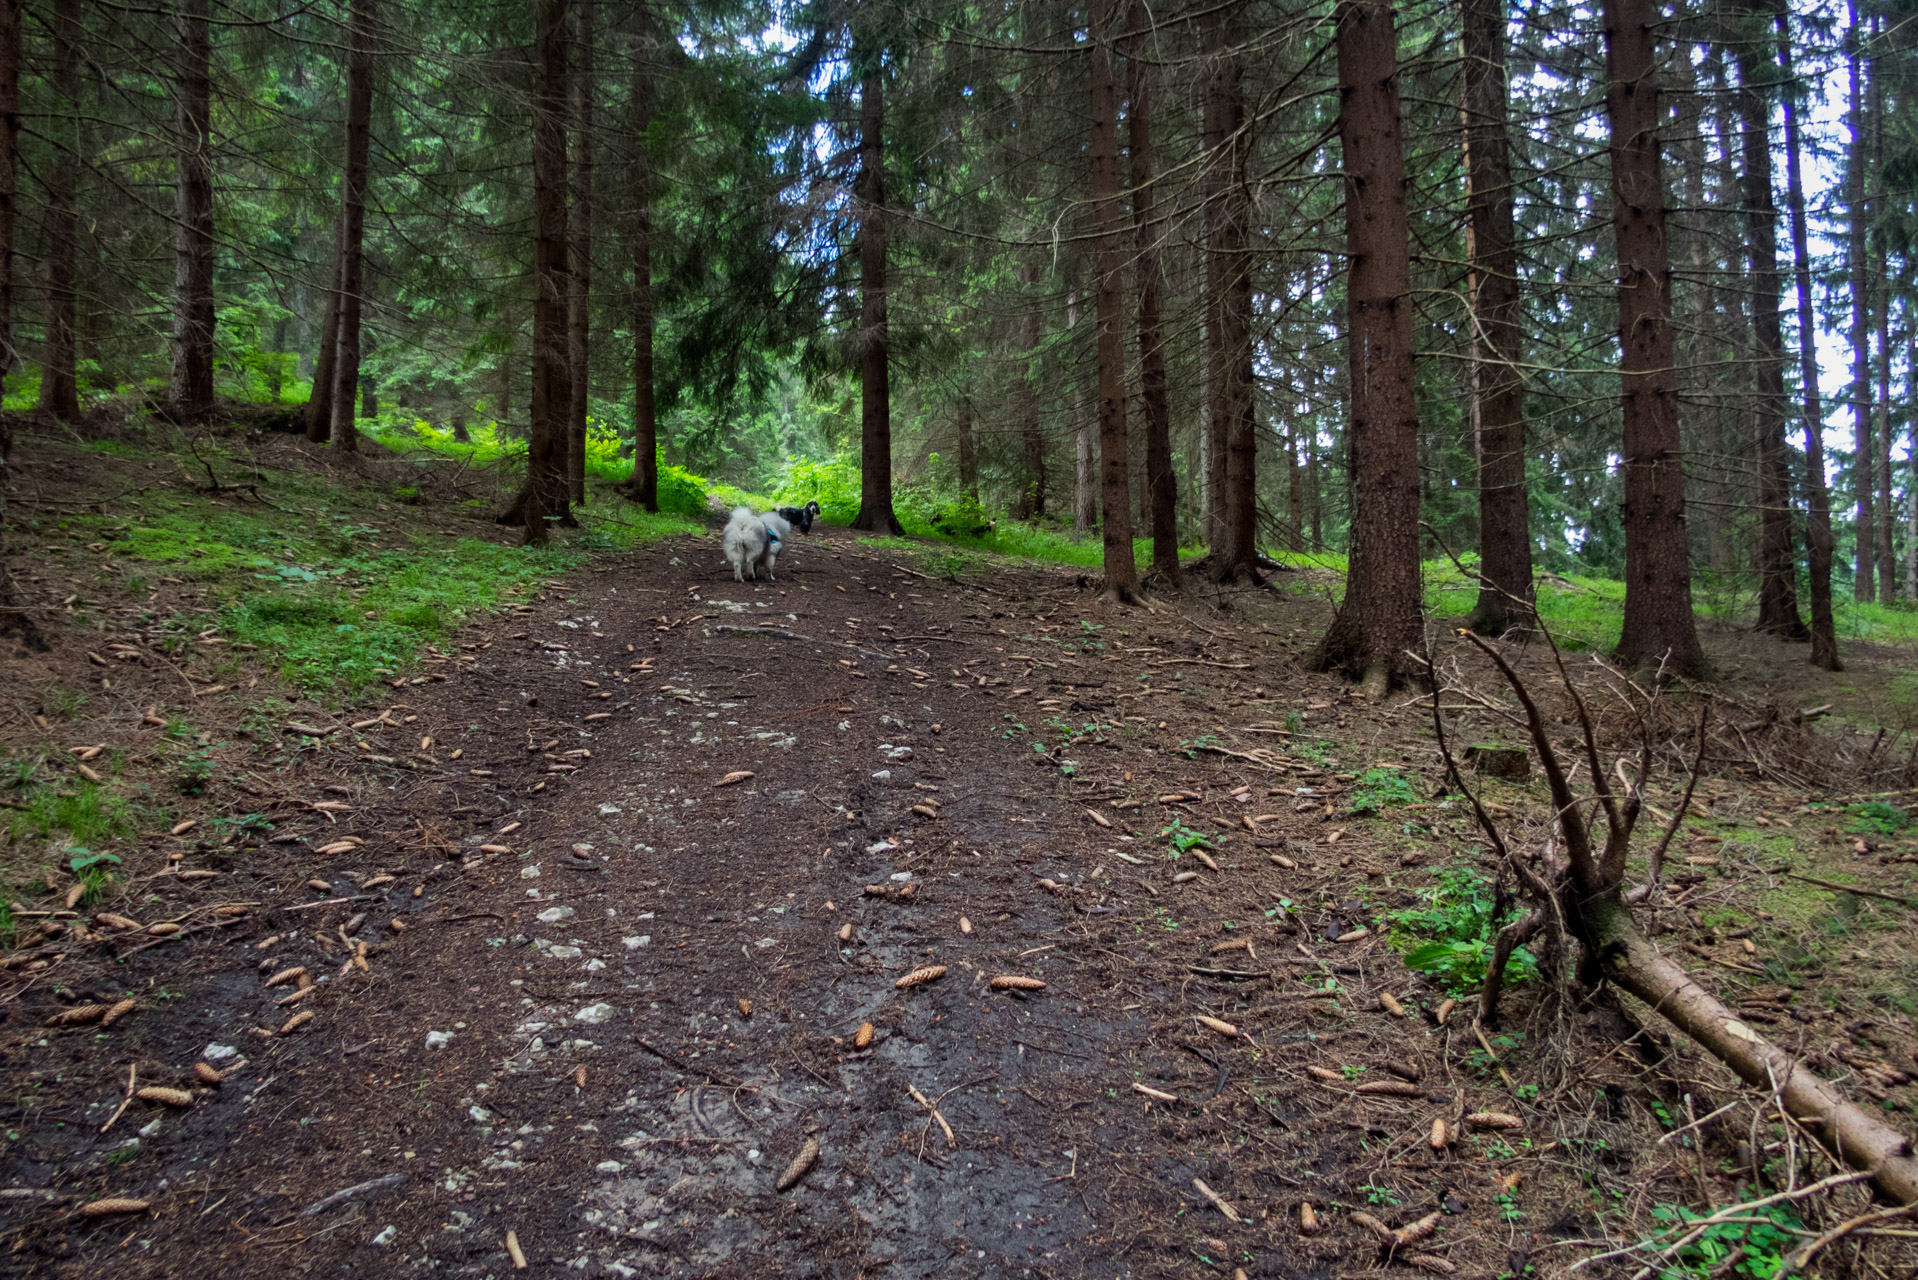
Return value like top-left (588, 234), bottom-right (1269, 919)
top-left (775, 499), bottom-right (821, 534)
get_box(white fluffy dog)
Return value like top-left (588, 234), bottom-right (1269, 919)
top-left (723, 506), bottom-right (769, 582)
top-left (755, 510), bottom-right (792, 580)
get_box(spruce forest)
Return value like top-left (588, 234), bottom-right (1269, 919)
top-left (6, 0), bottom-right (1918, 1274)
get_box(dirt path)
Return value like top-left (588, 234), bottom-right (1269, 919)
top-left (12, 525), bottom-right (1417, 1279)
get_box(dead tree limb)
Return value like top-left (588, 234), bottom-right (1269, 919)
top-left (1451, 627), bottom-right (1918, 1204)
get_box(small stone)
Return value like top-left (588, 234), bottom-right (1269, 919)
top-left (521, 864), bottom-right (542, 879)
top-left (425, 1030), bottom-right (454, 1049)
top-left (371, 1225), bottom-right (397, 1247)
top-left (203, 1043), bottom-right (239, 1061)
top-left (537, 906), bottom-right (575, 924)
top-left (622, 935), bottom-right (651, 949)
top-left (469, 1105), bottom-right (493, 1123)
top-left (596, 1160), bottom-right (623, 1174)
top-left (575, 1002), bottom-right (616, 1025)
top-left (545, 945), bottom-right (582, 959)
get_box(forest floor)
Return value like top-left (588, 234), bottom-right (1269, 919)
top-left (4, 420), bottom-right (1918, 1280)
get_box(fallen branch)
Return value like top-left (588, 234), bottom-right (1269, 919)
top-left (1452, 628), bottom-right (1918, 1204)
top-left (1784, 873), bottom-right (1918, 910)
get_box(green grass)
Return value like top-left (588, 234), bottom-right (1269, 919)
top-left (68, 461), bottom-right (696, 697)
top-left (3, 779), bottom-right (138, 849)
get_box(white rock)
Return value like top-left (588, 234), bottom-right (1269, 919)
top-left (755, 937), bottom-right (776, 948)
top-left (469, 1105), bottom-right (493, 1123)
top-left (871, 769), bottom-right (891, 780)
top-left (370, 1225), bottom-right (397, 1248)
top-left (521, 864), bottom-right (542, 879)
top-left (596, 1160), bottom-right (624, 1174)
top-left (599, 803), bottom-right (621, 816)
top-left (575, 1002), bottom-right (616, 1025)
top-left (583, 958), bottom-right (606, 972)
top-left (537, 906), bottom-right (575, 924)
top-left (622, 935), bottom-right (651, 949)
top-left (889, 872), bottom-right (912, 882)
top-left (545, 945), bottom-right (581, 960)
top-left (203, 1043), bottom-right (239, 1061)
top-left (425, 1030), bottom-right (454, 1050)
top-left (139, 1118), bottom-right (162, 1138)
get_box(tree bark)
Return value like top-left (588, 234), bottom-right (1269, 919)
top-left (1215, 23), bottom-right (1256, 582)
top-left (1016, 258), bottom-right (1045, 520)
top-left (38, 0), bottom-right (81, 421)
top-left (327, 0), bottom-right (373, 454)
top-left (1090, 0), bottom-right (1138, 604)
top-left (512, 0), bottom-right (573, 543)
top-left (1201, 6), bottom-right (1255, 579)
top-left (1870, 26), bottom-right (1892, 602)
top-left (1605, 0), bottom-right (1705, 678)
top-left (1846, 1), bottom-right (1874, 603)
top-left (168, 0), bottom-right (215, 421)
top-left (623, 7), bottom-right (657, 510)
top-left (1070, 287), bottom-right (1094, 533)
top-left (1127, 0), bottom-right (1178, 587)
top-left (305, 224), bottom-right (342, 441)
top-left (1308, 0), bottom-right (1423, 697)
top-left (1460, 0), bottom-right (1532, 635)
top-left (954, 393), bottom-right (978, 502)
top-left (568, 0), bottom-right (592, 506)
top-left (1777, 2), bottom-right (1839, 669)
top-left (1735, 1), bottom-right (1806, 639)
top-left (849, 52), bottom-right (900, 534)
top-left (0, 0), bottom-right (35, 647)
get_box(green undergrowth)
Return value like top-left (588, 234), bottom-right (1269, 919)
top-left (43, 441), bottom-right (694, 698)
top-left (1386, 865), bottom-right (1536, 995)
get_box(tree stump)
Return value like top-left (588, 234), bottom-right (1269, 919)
top-left (1464, 744), bottom-right (1529, 779)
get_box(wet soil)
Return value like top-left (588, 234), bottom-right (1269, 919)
top-left (7, 431), bottom-right (1918, 1279)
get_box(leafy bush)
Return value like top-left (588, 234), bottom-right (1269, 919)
top-left (775, 455), bottom-right (861, 524)
top-left (1387, 866), bottom-right (1533, 995)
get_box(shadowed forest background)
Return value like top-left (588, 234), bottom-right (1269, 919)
top-left (0, 0), bottom-right (1912, 687)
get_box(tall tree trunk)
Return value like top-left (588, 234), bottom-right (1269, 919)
top-left (38, 0), bottom-right (80, 421)
top-left (1308, 0), bottom-right (1422, 697)
top-left (955, 393), bottom-right (978, 502)
top-left (1846, 0), bottom-right (1874, 602)
top-left (1909, 314), bottom-right (1917, 601)
top-left (328, 0), bottom-right (373, 454)
top-left (168, 0), bottom-right (215, 421)
top-left (1016, 258), bottom-right (1046, 520)
top-left (567, 0), bottom-right (592, 505)
top-left (1776, 2), bottom-right (1839, 668)
top-left (1735, 0), bottom-right (1806, 639)
top-left (623, 8), bottom-right (657, 510)
top-left (305, 226), bottom-right (342, 440)
top-left (1460, 0), bottom-right (1532, 635)
top-left (1870, 27), bottom-right (1892, 601)
top-left (1200, 53), bottom-right (1225, 553)
top-left (1606, 0), bottom-right (1705, 678)
top-left (1128, 0), bottom-right (1178, 586)
top-left (1070, 287), bottom-right (1094, 533)
top-left (1089, 0), bottom-right (1139, 604)
top-left (1210, 5), bottom-right (1257, 582)
top-left (514, 0), bottom-right (572, 543)
top-left (0, 0), bottom-right (34, 647)
top-left (850, 53), bottom-right (900, 534)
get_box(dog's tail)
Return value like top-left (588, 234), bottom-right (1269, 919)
top-left (729, 506), bottom-right (755, 524)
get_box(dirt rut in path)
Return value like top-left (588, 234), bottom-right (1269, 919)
top-left (6, 529), bottom-right (1183, 1278)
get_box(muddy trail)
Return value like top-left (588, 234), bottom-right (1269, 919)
top-left (21, 469), bottom-right (1918, 1280)
top-left (0, 518), bottom-right (1527, 1280)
